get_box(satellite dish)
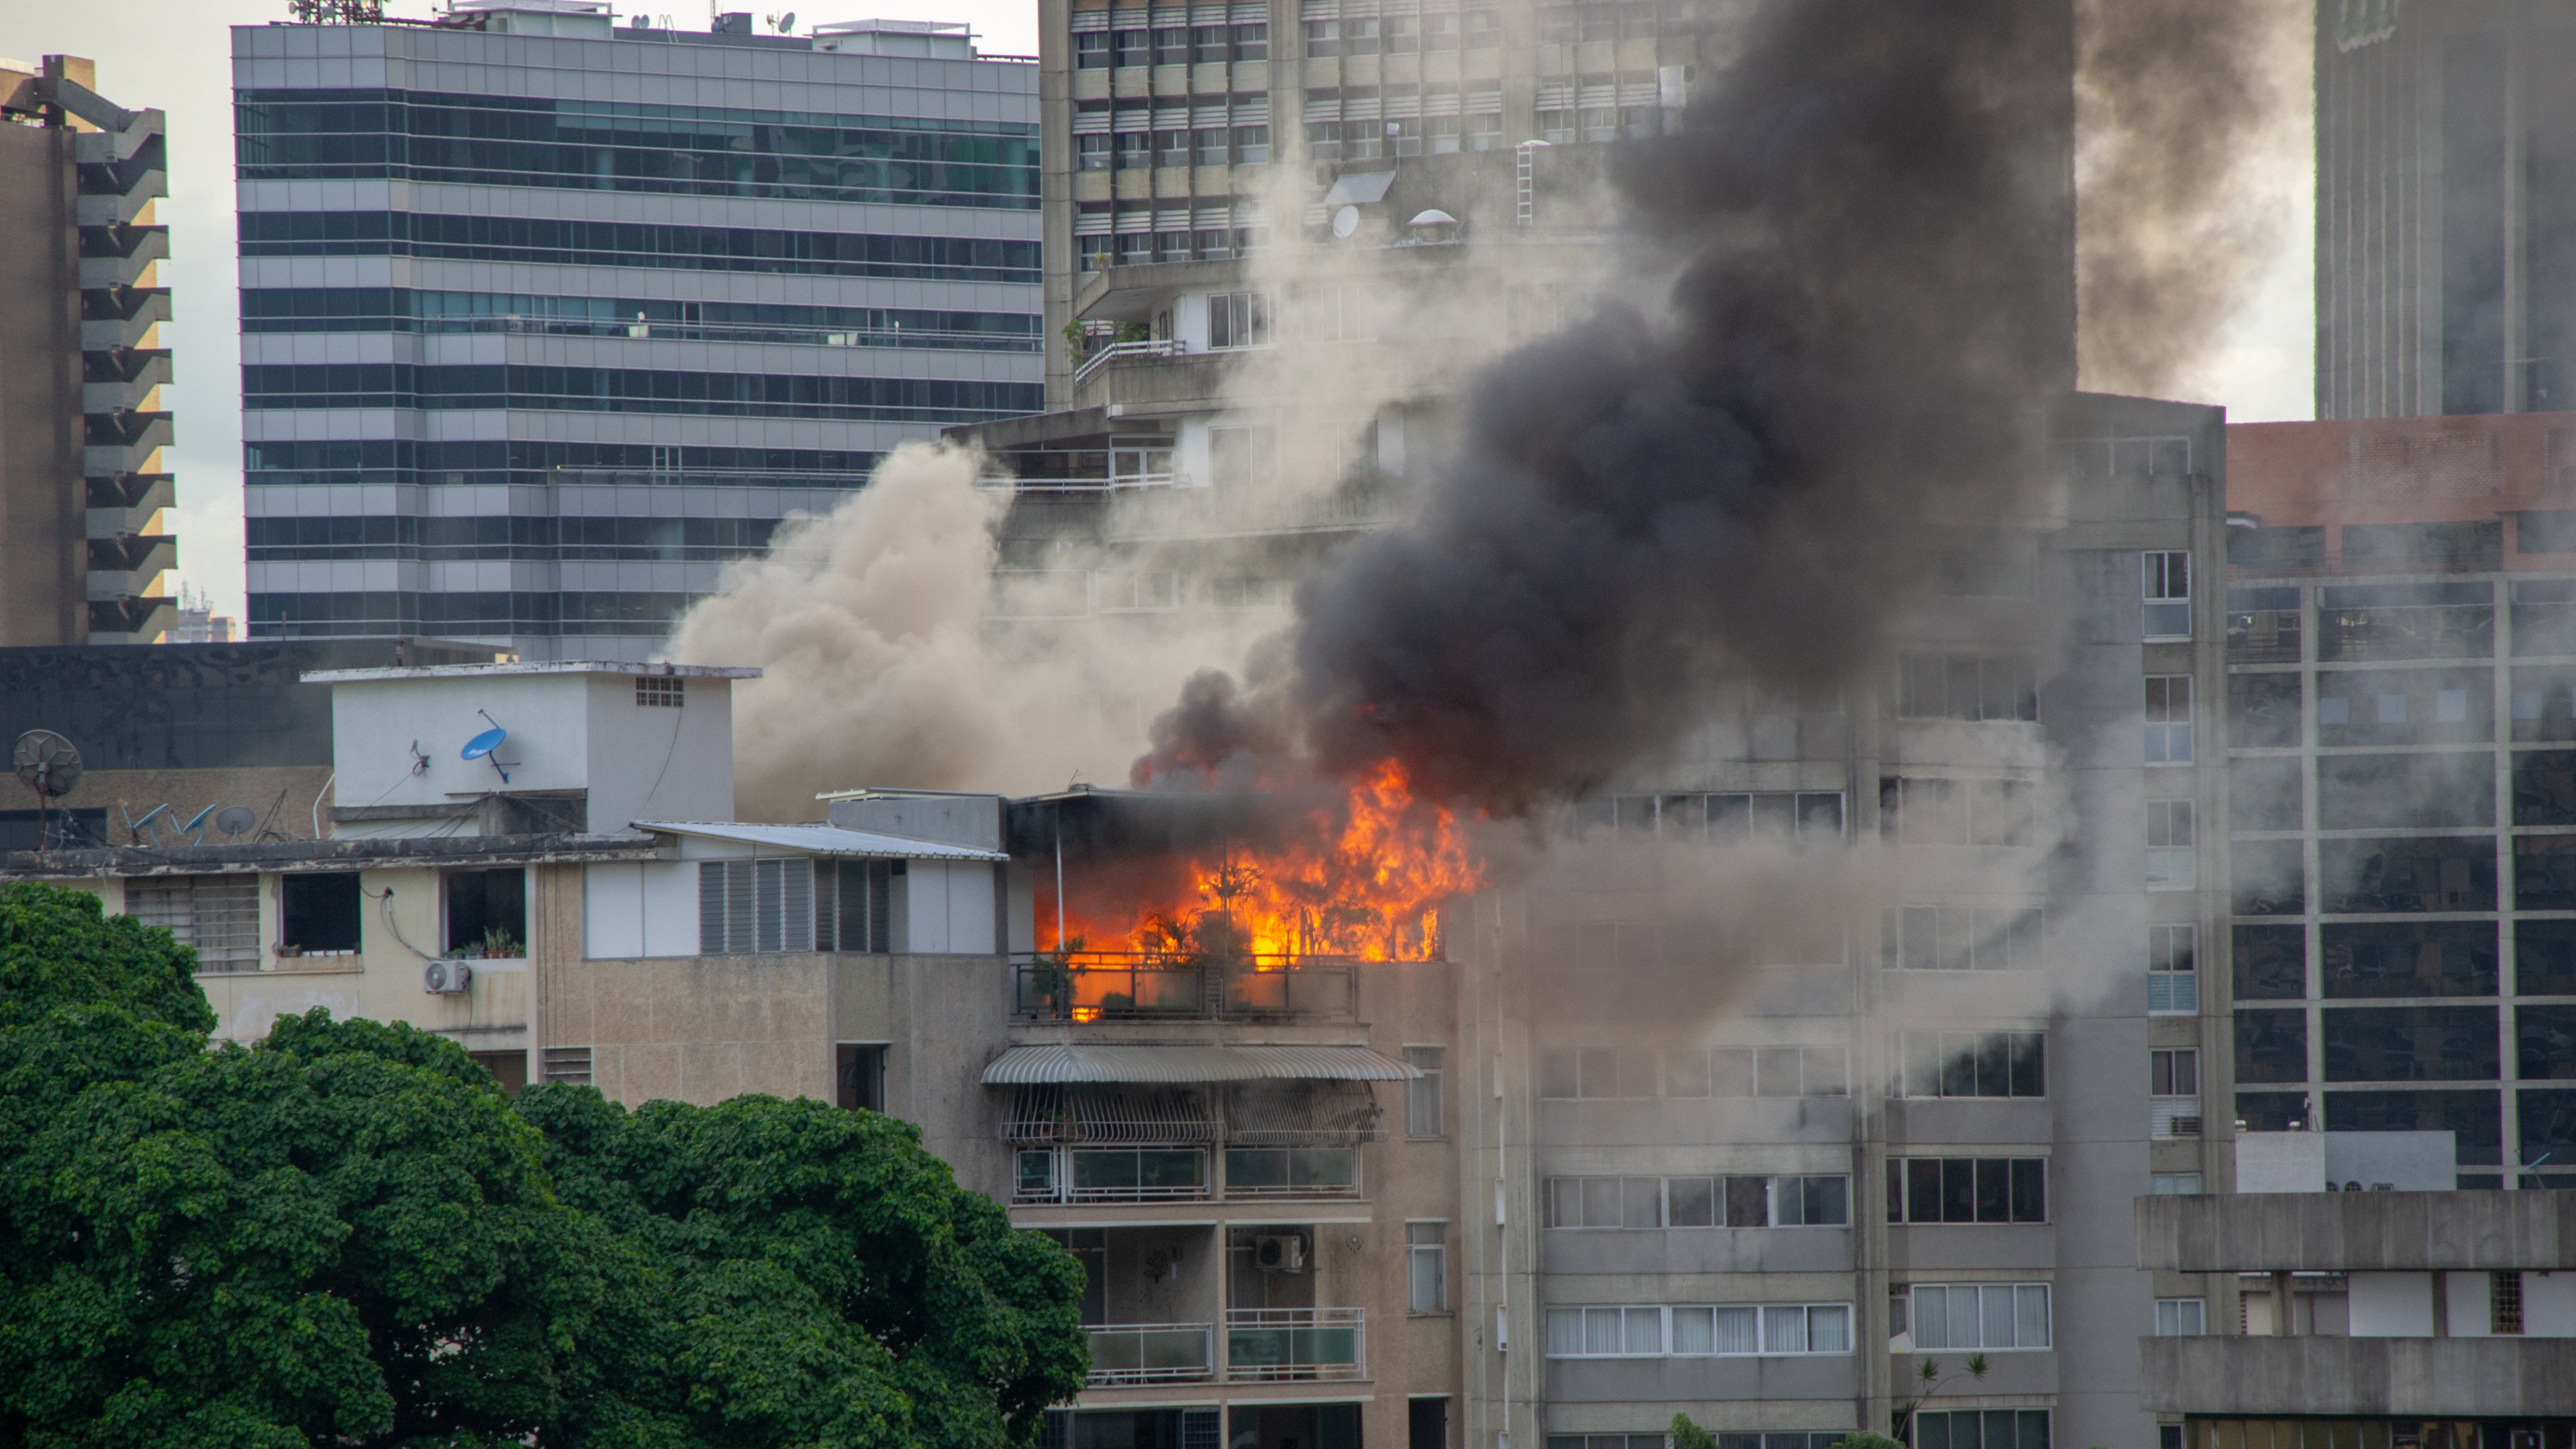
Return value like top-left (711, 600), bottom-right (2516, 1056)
top-left (779, 9), bottom-right (794, 28)
top-left (1331, 204), bottom-right (1360, 239)
top-left (13, 731), bottom-right (82, 798)
top-left (215, 806), bottom-right (258, 838)
top-left (462, 727), bottom-right (508, 761)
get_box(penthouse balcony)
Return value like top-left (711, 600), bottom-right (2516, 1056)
top-left (1013, 952), bottom-right (1360, 1023)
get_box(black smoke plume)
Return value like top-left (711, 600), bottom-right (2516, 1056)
top-left (1138, 0), bottom-right (2082, 811)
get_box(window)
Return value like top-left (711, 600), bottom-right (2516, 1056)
top-left (1192, 23), bottom-right (1230, 58)
top-left (1538, 1044), bottom-right (1846, 1098)
top-left (1884, 906), bottom-right (2045, 971)
top-left (1406, 1046), bottom-right (1445, 1136)
top-left (1897, 653), bottom-right (2040, 722)
top-left (1154, 130), bottom-right (1190, 166)
top-left (1545, 1174), bottom-right (1847, 1229)
top-left (1464, 7), bottom-right (1499, 44)
top-left (2492, 1272), bottom-right (2524, 1334)
top-left (1467, 112), bottom-right (1501, 150)
top-left (2146, 798), bottom-right (2196, 889)
top-left (1116, 130), bottom-right (1151, 167)
top-left (1908, 1284), bottom-right (2050, 1349)
top-left (2154, 1297), bottom-right (2205, 1336)
top-left (1424, 11), bottom-right (1459, 48)
top-left (1407, 1222), bottom-right (1448, 1313)
top-left (1303, 18), bottom-right (1338, 53)
top-left (468, 1049), bottom-right (527, 1094)
top-left (1113, 28), bottom-right (1150, 64)
top-left (697, 858), bottom-right (816, 954)
top-left (1897, 1032), bottom-right (2045, 1099)
top-left (126, 874), bottom-right (260, 974)
top-left (445, 867), bottom-right (526, 957)
top-left (280, 871), bottom-right (362, 954)
top-left (2149, 924), bottom-right (2198, 1014)
top-left (1413, 1400), bottom-right (1451, 1449)
top-left (2150, 1173), bottom-right (2203, 1195)
top-left (1885, 1158), bottom-right (2046, 1223)
top-left (541, 1045), bottom-right (593, 1085)
top-left (1232, 123), bottom-right (1270, 162)
top-left (1209, 291), bottom-right (1272, 350)
top-left (836, 1043), bottom-right (886, 1112)
top-left (1343, 15), bottom-right (1380, 50)
top-left (1196, 127), bottom-right (1229, 165)
top-left (818, 859), bottom-right (894, 952)
top-left (1232, 20), bottom-right (1267, 57)
top-left (2151, 1048), bottom-right (2200, 1098)
top-left (2145, 675), bottom-right (2193, 762)
top-left (1304, 119), bottom-right (1341, 158)
top-left (1385, 13), bottom-right (1419, 50)
top-left (1016, 1146), bottom-right (1208, 1204)
top-left (635, 674), bottom-right (684, 706)
top-left (1546, 1304), bottom-right (1851, 1357)
top-left (1882, 777), bottom-right (2038, 847)
top-left (1153, 26), bottom-right (1189, 61)
top-left (2145, 550), bottom-right (2191, 638)
top-left (1223, 1146), bottom-right (1357, 1194)
top-left (1078, 133), bottom-right (1111, 170)
top-left (1075, 30), bottom-right (1110, 65)
top-left (1911, 1410), bottom-right (2050, 1449)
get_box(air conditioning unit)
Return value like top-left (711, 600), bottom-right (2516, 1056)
top-left (423, 960), bottom-right (474, 994)
top-left (1254, 1233), bottom-right (1307, 1274)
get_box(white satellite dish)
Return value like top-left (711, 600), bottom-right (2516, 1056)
top-left (1331, 204), bottom-right (1360, 240)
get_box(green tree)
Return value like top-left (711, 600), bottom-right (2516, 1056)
top-left (1671, 1414), bottom-right (1721, 1449)
top-left (0, 883), bottom-right (1087, 1449)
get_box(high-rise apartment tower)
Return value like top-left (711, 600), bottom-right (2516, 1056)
top-left (0, 56), bottom-right (175, 645)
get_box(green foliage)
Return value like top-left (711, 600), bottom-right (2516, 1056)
top-left (0, 882), bottom-right (1088, 1449)
top-left (1828, 1435), bottom-right (1909, 1449)
top-left (1670, 1414), bottom-right (1721, 1449)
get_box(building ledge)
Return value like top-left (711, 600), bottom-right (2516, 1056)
top-left (2140, 1335), bottom-right (2576, 1418)
top-left (2138, 1190), bottom-right (2576, 1273)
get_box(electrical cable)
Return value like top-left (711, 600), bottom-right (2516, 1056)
top-left (362, 882), bottom-right (440, 962)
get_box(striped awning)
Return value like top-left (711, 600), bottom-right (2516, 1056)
top-left (982, 1043), bottom-right (1421, 1085)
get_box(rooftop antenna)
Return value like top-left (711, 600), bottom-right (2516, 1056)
top-left (12, 731), bottom-right (83, 853)
top-left (460, 709), bottom-right (518, 785)
top-left (214, 806), bottom-right (259, 840)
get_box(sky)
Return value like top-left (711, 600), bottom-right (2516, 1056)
top-left (6, 0), bottom-right (2309, 625)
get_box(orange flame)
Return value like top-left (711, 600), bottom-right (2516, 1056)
top-left (1041, 760), bottom-right (1485, 962)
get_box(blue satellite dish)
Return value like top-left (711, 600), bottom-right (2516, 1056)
top-left (462, 726), bottom-right (508, 761)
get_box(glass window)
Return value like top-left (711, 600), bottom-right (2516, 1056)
top-left (2154, 1298), bottom-right (2205, 1336)
top-left (2145, 675), bottom-right (2192, 762)
top-left (1405, 1045), bottom-right (1444, 1135)
top-left (2149, 924), bottom-right (2197, 1014)
top-left (1910, 1284), bottom-right (2050, 1349)
top-left (1407, 1221), bottom-right (1446, 1312)
top-left (2145, 550), bottom-right (2191, 638)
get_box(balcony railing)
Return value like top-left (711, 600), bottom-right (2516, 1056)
top-left (1087, 1323), bottom-right (1215, 1385)
top-left (1014, 955), bottom-right (1361, 1023)
top-left (1073, 336), bottom-right (1179, 384)
top-left (1225, 1307), bottom-right (1365, 1382)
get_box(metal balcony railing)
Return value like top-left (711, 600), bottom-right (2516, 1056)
top-left (1073, 336), bottom-right (1179, 384)
top-left (1086, 1323), bottom-right (1216, 1385)
top-left (1225, 1307), bottom-right (1364, 1382)
top-left (1013, 955), bottom-right (1360, 1023)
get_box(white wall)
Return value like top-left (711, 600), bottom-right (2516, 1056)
top-left (584, 860), bottom-right (703, 958)
top-left (580, 672), bottom-right (735, 828)
top-left (902, 860), bottom-right (996, 953)
top-left (2236, 1132), bottom-right (2324, 1192)
top-left (329, 669), bottom-right (735, 837)
top-left (2446, 1271), bottom-right (2493, 1336)
top-left (1176, 414), bottom-right (1211, 489)
top-left (2324, 1131), bottom-right (2455, 1191)
top-left (1174, 292), bottom-right (1209, 352)
top-left (2349, 1272), bottom-right (2434, 1336)
top-left (2526, 1272), bottom-right (2576, 1336)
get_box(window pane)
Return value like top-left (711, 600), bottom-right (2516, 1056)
top-left (1975, 1159), bottom-right (2010, 1221)
top-left (1623, 1177), bottom-right (1662, 1228)
top-left (1726, 1175), bottom-right (1770, 1227)
top-left (1585, 1307), bottom-right (1619, 1355)
top-left (1913, 1286), bottom-right (1950, 1348)
top-left (1981, 1284), bottom-right (2014, 1347)
top-left (1807, 1304), bottom-right (1850, 1352)
top-left (1762, 1304), bottom-right (1805, 1353)
top-left (2010, 1159), bottom-right (2047, 1221)
top-left (1942, 1159), bottom-right (1976, 1222)
top-left (1550, 1178), bottom-right (1582, 1226)
top-left (1548, 1309), bottom-right (1582, 1355)
top-left (1946, 1288), bottom-right (1980, 1349)
top-left (1909, 1159), bottom-right (1944, 1222)
top-left (1583, 1177), bottom-right (1621, 1228)
top-left (1624, 1307), bottom-right (1662, 1355)
top-left (1806, 1174), bottom-right (1849, 1226)
top-left (1667, 1177), bottom-right (1717, 1227)
top-left (1714, 1305), bottom-right (1758, 1353)
top-left (1671, 1306), bottom-right (1714, 1355)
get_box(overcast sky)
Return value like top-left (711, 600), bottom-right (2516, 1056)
top-left (4, 0), bottom-right (2308, 623)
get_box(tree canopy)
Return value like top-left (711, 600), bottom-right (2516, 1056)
top-left (0, 884), bottom-right (1086, 1449)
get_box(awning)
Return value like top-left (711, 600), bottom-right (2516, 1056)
top-left (1320, 170), bottom-right (1397, 207)
top-left (982, 1043), bottom-right (1421, 1085)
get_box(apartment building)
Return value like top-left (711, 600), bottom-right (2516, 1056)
top-left (2223, 412), bottom-right (2576, 1189)
top-left (232, 0), bottom-right (1043, 658)
top-left (0, 57), bottom-right (175, 644)
top-left (2314, 0), bottom-right (2576, 418)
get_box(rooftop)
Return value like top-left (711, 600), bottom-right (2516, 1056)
top-left (303, 662), bottom-right (760, 684)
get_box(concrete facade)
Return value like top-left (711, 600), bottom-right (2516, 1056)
top-left (0, 57), bottom-right (175, 643)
